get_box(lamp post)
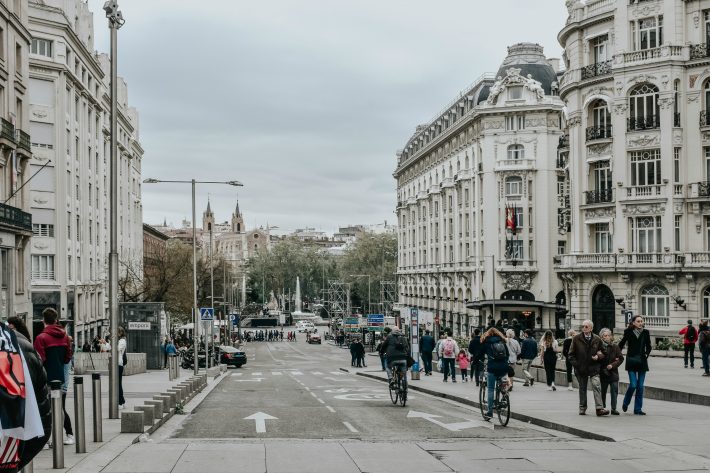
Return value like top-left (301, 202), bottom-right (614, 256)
top-left (103, 0), bottom-right (125, 420)
top-left (143, 178), bottom-right (243, 375)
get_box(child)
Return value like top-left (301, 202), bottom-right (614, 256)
top-left (456, 349), bottom-right (470, 382)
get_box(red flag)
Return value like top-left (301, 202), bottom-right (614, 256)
top-left (505, 205), bottom-right (515, 232)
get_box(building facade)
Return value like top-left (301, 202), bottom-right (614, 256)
top-left (556, 0), bottom-right (710, 340)
top-left (0, 0), bottom-right (33, 329)
top-left (394, 43), bottom-right (568, 337)
top-left (27, 0), bottom-right (143, 345)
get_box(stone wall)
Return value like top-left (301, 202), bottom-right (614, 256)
top-left (73, 352), bottom-right (147, 376)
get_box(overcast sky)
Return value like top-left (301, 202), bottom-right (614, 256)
top-left (87, 0), bottom-right (566, 235)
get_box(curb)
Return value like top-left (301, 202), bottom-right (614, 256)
top-left (355, 371), bottom-right (615, 443)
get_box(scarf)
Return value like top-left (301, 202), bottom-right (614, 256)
top-left (633, 328), bottom-right (642, 338)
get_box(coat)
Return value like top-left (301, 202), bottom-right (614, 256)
top-left (482, 336), bottom-right (509, 377)
top-left (468, 337), bottom-right (483, 363)
top-left (599, 342), bottom-right (624, 382)
top-left (33, 324), bottom-right (72, 384)
top-left (618, 328), bottom-right (652, 372)
top-left (420, 335), bottom-right (436, 354)
top-left (567, 333), bottom-right (604, 377)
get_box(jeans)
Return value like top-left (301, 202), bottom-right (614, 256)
top-left (486, 372), bottom-right (501, 416)
top-left (388, 360), bottom-right (407, 387)
top-left (703, 347), bottom-right (710, 375)
top-left (623, 371), bottom-right (646, 413)
top-left (600, 377), bottom-right (618, 410)
top-left (61, 392), bottom-right (73, 436)
top-left (380, 355), bottom-right (386, 371)
top-left (471, 360), bottom-right (484, 385)
top-left (565, 359), bottom-right (574, 384)
top-left (576, 374), bottom-right (603, 411)
top-left (118, 365), bottom-right (126, 406)
top-left (421, 352), bottom-right (433, 374)
top-left (442, 358), bottom-right (456, 381)
top-left (684, 343), bottom-right (696, 367)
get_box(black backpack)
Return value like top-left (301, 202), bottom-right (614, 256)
top-left (491, 341), bottom-right (507, 361)
top-left (394, 335), bottom-right (405, 350)
top-left (687, 325), bottom-right (697, 342)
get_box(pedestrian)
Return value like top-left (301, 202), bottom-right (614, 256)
top-left (599, 328), bottom-right (623, 415)
top-left (562, 329), bottom-right (577, 391)
top-left (567, 319), bottom-right (608, 416)
top-left (480, 326), bottom-right (510, 420)
top-left (81, 340), bottom-right (91, 353)
top-left (679, 319), bottom-right (698, 369)
top-left (354, 339), bottom-right (366, 367)
top-left (538, 330), bottom-right (559, 391)
top-left (420, 330), bottom-right (436, 375)
top-left (618, 315), bottom-right (652, 415)
top-left (161, 337), bottom-right (169, 369)
top-left (117, 326), bottom-right (127, 410)
top-left (699, 320), bottom-right (710, 376)
top-left (438, 330), bottom-right (459, 383)
top-left (505, 329), bottom-right (520, 390)
top-left (92, 335), bottom-right (101, 353)
top-left (349, 339), bottom-right (357, 366)
top-left (456, 349), bottom-right (469, 382)
top-left (60, 336), bottom-right (75, 445)
top-left (468, 328), bottom-right (484, 386)
top-left (376, 336), bottom-right (387, 371)
top-left (434, 333), bottom-right (446, 373)
top-left (519, 329), bottom-right (537, 387)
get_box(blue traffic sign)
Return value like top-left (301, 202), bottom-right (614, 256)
top-left (200, 307), bottom-right (215, 321)
top-left (229, 314), bottom-right (239, 326)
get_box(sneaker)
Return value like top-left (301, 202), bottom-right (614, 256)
top-left (579, 410), bottom-right (586, 415)
top-left (634, 411), bottom-right (646, 415)
top-left (567, 385), bottom-right (574, 391)
top-left (530, 378), bottom-right (534, 386)
top-left (552, 384), bottom-right (557, 391)
top-left (64, 434), bottom-right (75, 445)
top-left (523, 382), bottom-right (530, 387)
top-left (547, 386), bottom-right (553, 391)
top-left (702, 373), bottom-right (710, 376)
top-left (611, 410), bottom-right (620, 415)
top-left (596, 409), bottom-right (609, 416)
top-left (119, 404), bottom-right (126, 410)
top-left (452, 380), bottom-right (457, 383)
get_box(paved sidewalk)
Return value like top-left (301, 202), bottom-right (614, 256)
top-left (27, 368), bottom-right (214, 473)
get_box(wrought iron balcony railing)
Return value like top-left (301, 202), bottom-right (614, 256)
top-left (584, 188), bottom-right (614, 204)
top-left (580, 60), bottom-right (612, 80)
top-left (585, 125), bottom-right (612, 141)
top-left (0, 118), bottom-right (15, 142)
top-left (0, 202), bottom-right (32, 232)
top-left (627, 115), bottom-right (659, 131)
top-left (701, 111), bottom-right (710, 127)
top-left (17, 130), bottom-right (30, 152)
top-left (558, 135), bottom-right (569, 149)
top-left (690, 43), bottom-right (710, 60)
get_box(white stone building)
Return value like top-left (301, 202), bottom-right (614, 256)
top-left (556, 0), bottom-right (710, 340)
top-left (394, 43), bottom-right (568, 337)
top-left (27, 0), bottom-right (143, 345)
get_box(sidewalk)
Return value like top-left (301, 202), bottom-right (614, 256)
top-left (27, 368), bottom-right (210, 473)
top-left (349, 365), bottom-right (710, 460)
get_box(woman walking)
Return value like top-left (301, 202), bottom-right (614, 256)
top-left (505, 329), bottom-right (520, 391)
top-left (599, 328), bottom-right (623, 415)
top-left (618, 315), bottom-right (652, 415)
top-left (539, 330), bottom-right (559, 391)
top-left (117, 327), bottom-right (127, 410)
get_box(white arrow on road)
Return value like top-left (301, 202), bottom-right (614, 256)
top-left (244, 412), bottom-right (278, 433)
top-left (406, 410), bottom-right (492, 431)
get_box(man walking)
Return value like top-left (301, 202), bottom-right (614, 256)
top-left (438, 330), bottom-right (460, 383)
top-left (520, 329), bottom-right (537, 386)
top-left (468, 328), bottom-right (483, 386)
top-left (420, 330), bottom-right (435, 376)
top-left (679, 320), bottom-right (698, 369)
top-left (698, 320), bottom-right (709, 376)
top-left (568, 320), bottom-right (608, 416)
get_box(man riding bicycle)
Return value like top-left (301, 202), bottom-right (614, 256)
top-left (381, 327), bottom-right (410, 388)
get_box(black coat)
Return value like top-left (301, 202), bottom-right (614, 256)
top-left (618, 328), bottom-right (652, 372)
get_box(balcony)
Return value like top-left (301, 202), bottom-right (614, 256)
top-left (616, 252), bottom-right (684, 268)
top-left (555, 253), bottom-right (615, 269)
top-left (585, 125), bottom-right (612, 141)
top-left (558, 135), bottom-right (569, 149)
top-left (17, 129), bottom-right (30, 153)
top-left (700, 111), bottom-right (710, 127)
top-left (0, 118), bottom-right (15, 143)
top-left (627, 115), bottom-right (659, 131)
top-left (0, 202), bottom-right (32, 233)
top-left (625, 185), bottom-right (664, 199)
top-left (644, 316), bottom-right (669, 328)
top-left (584, 188), bottom-right (614, 204)
top-left (686, 252), bottom-right (710, 268)
top-left (689, 43), bottom-right (710, 60)
top-left (617, 45), bottom-right (684, 66)
top-left (556, 154), bottom-right (568, 170)
top-left (580, 60), bottom-right (612, 80)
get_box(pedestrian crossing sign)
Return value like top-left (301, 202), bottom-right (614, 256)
top-left (200, 307), bottom-right (214, 321)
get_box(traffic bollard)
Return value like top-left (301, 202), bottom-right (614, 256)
top-left (50, 380), bottom-right (64, 469)
top-left (168, 355), bottom-right (176, 381)
top-left (172, 355), bottom-right (180, 379)
top-left (92, 373), bottom-right (103, 442)
top-left (73, 376), bottom-right (86, 453)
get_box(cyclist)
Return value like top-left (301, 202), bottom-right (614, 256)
top-left (481, 326), bottom-right (510, 420)
top-left (381, 327), bottom-right (410, 388)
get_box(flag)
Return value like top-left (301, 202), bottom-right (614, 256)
top-left (505, 205), bottom-right (517, 234)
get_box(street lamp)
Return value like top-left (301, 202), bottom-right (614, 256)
top-left (104, 0), bottom-right (125, 420)
top-left (143, 178), bottom-right (243, 376)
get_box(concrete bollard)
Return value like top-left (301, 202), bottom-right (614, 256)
top-left (120, 411), bottom-right (145, 433)
top-left (154, 395), bottom-right (173, 411)
top-left (162, 391), bottom-right (178, 406)
top-left (73, 376), bottom-right (86, 454)
top-left (145, 400), bottom-right (164, 420)
top-left (50, 381), bottom-right (64, 469)
top-left (167, 389), bottom-right (182, 403)
top-left (134, 406), bottom-right (155, 426)
top-left (92, 373), bottom-right (103, 442)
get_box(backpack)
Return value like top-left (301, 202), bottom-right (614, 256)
top-left (686, 325), bottom-right (697, 343)
top-left (394, 335), bottom-right (405, 350)
top-left (491, 340), bottom-right (508, 361)
top-left (443, 339), bottom-right (455, 358)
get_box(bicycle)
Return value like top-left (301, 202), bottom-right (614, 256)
top-left (478, 366), bottom-right (511, 426)
top-left (388, 361), bottom-right (408, 407)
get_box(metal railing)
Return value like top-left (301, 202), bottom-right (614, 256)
top-left (585, 188), bottom-right (613, 204)
top-left (1, 118), bottom-right (15, 142)
top-left (0, 202), bottom-right (32, 232)
top-left (690, 43), bottom-right (709, 60)
top-left (700, 111), bottom-right (710, 127)
top-left (674, 113), bottom-right (681, 127)
top-left (627, 115), bottom-right (659, 131)
top-left (585, 125), bottom-right (612, 141)
top-left (580, 60), bottom-right (612, 80)
top-left (17, 129), bottom-right (30, 151)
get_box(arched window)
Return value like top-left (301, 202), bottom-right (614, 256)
top-left (588, 99), bottom-right (611, 139)
top-left (505, 176), bottom-right (523, 196)
top-left (703, 286), bottom-right (710, 319)
top-left (507, 144), bottom-right (524, 161)
top-left (641, 284), bottom-right (669, 326)
top-left (629, 84), bottom-right (659, 130)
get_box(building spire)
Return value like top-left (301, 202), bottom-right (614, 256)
top-left (235, 200), bottom-right (241, 217)
top-left (206, 196), bottom-right (212, 214)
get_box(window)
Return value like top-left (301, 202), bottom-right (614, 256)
top-left (589, 100), bottom-right (611, 138)
top-left (631, 216), bottom-right (662, 253)
top-left (0, 249), bottom-right (7, 291)
top-left (632, 16), bottom-right (663, 50)
top-left (630, 149), bottom-right (661, 186)
top-left (704, 286), bottom-right (710, 319)
top-left (14, 43), bottom-right (21, 75)
top-left (557, 176), bottom-right (565, 197)
top-left (674, 215), bottom-right (681, 252)
top-left (505, 115), bottom-right (525, 131)
top-left (15, 248), bottom-right (23, 293)
top-left (32, 224), bottom-right (54, 237)
top-left (591, 34), bottom-right (608, 63)
top-left (706, 216), bottom-right (710, 251)
top-left (507, 144), bottom-right (524, 160)
top-left (76, 215), bottom-right (80, 240)
top-left (31, 255), bottom-right (55, 280)
top-left (628, 84), bottom-right (659, 130)
top-left (508, 86), bottom-right (523, 100)
top-left (594, 223), bottom-right (613, 253)
top-left (0, 27), bottom-right (4, 61)
top-left (67, 255), bottom-right (72, 280)
top-left (641, 284), bottom-right (669, 322)
top-left (507, 240), bottom-right (523, 260)
top-left (593, 161), bottom-right (612, 191)
top-left (557, 241), bottom-right (566, 255)
top-left (705, 147), bottom-right (710, 181)
top-left (505, 176), bottom-right (523, 196)
top-left (67, 211), bottom-right (71, 239)
top-left (674, 148), bottom-right (681, 184)
top-left (30, 38), bottom-right (53, 58)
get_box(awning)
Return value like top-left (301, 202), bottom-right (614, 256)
top-left (466, 299), bottom-right (565, 310)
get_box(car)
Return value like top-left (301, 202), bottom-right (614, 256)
top-left (217, 345), bottom-right (247, 367)
top-left (296, 321), bottom-right (315, 332)
top-left (307, 333), bottom-right (321, 344)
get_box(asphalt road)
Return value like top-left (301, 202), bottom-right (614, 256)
top-left (173, 332), bottom-right (546, 441)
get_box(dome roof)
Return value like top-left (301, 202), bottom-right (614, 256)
top-left (494, 43), bottom-right (557, 95)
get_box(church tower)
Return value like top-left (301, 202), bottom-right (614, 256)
top-left (202, 199), bottom-right (215, 232)
top-left (231, 201), bottom-right (244, 233)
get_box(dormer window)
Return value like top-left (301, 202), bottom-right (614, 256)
top-left (508, 86), bottom-right (523, 100)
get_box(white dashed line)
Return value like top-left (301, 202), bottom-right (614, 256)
top-left (326, 406), bottom-right (336, 413)
top-left (292, 371), bottom-right (303, 376)
top-left (231, 373), bottom-right (242, 377)
top-left (304, 387), bottom-right (311, 391)
top-left (252, 372), bottom-right (262, 376)
top-left (272, 372), bottom-right (282, 376)
top-left (343, 422), bottom-right (358, 433)
top-left (317, 399), bottom-right (325, 404)
top-left (310, 392), bottom-right (318, 398)
top-left (312, 371), bottom-right (323, 375)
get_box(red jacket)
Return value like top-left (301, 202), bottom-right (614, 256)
top-left (33, 324), bottom-right (72, 383)
top-left (679, 325), bottom-right (698, 345)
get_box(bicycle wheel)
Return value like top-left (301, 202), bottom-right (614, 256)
top-left (478, 380), bottom-right (487, 419)
top-left (389, 374), bottom-right (399, 404)
top-left (399, 376), bottom-right (407, 407)
top-left (496, 390), bottom-right (511, 426)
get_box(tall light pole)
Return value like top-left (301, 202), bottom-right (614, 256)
top-left (143, 178), bottom-right (243, 375)
top-left (208, 221), bottom-right (214, 368)
top-left (103, 0), bottom-right (125, 420)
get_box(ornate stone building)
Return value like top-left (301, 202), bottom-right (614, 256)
top-left (394, 43), bottom-right (567, 337)
top-left (556, 0), bottom-right (710, 339)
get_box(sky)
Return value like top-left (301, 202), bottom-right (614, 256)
top-left (86, 0), bottom-right (567, 235)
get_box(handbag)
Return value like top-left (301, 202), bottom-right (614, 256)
top-left (122, 352), bottom-right (128, 366)
top-left (437, 359), bottom-right (442, 371)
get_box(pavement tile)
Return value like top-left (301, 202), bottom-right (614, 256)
top-left (101, 443), bottom-right (186, 472)
top-left (342, 442), bottom-right (450, 473)
top-left (172, 443), bottom-right (266, 473)
top-left (265, 442), bottom-right (360, 473)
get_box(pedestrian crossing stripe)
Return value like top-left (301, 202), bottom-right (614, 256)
top-left (252, 372), bottom-right (262, 376)
top-left (272, 372), bottom-right (282, 375)
top-left (312, 371), bottom-right (323, 375)
top-left (292, 371), bottom-right (303, 376)
top-left (330, 371), bottom-right (344, 375)
top-left (231, 373), bottom-right (243, 377)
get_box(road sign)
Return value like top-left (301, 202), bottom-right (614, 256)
top-left (344, 316), bottom-right (360, 333)
top-left (127, 322), bottom-right (150, 331)
top-left (200, 307), bottom-right (214, 321)
top-left (367, 314), bottom-right (384, 332)
top-left (229, 314), bottom-right (239, 326)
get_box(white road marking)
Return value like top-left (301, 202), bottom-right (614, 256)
top-left (252, 372), bottom-right (263, 376)
top-left (317, 399), bottom-right (325, 404)
top-left (310, 392), bottom-right (318, 398)
top-left (244, 412), bottom-right (278, 434)
top-left (329, 371), bottom-right (344, 375)
top-left (312, 371), bottom-right (323, 375)
top-left (272, 371), bottom-right (282, 375)
top-left (406, 410), bottom-right (492, 431)
top-left (234, 378), bottom-right (263, 383)
top-left (343, 422), bottom-right (358, 433)
top-left (292, 371), bottom-right (303, 376)
top-left (326, 406), bottom-right (336, 413)
top-left (304, 387), bottom-right (311, 391)
top-left (231, 373), bottom-right (243, 377)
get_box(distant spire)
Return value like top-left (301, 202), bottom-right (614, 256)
top-left (163, 217), bottom-right (167, 227)
top-left (235, 200), bottom-right (241, 217)
top-left (206, 197), bottom-right (212, 214)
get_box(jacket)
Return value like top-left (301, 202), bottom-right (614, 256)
top-left (599, 342), bottom-right (624, 382)
top-left (618, 328), bottom-right (652, 372)
top-left (14, 331), bottom-right (51, 429)
top-left (456, 353), bottom-right (469, 369)
top-left (438, 337), bottom-right (460, 359)
top-left (468, 337), bottom-right (483, 363)
top-left (679, 325), bottom-right (698, 345)
top-left (567, 333), bottom-right (604, 377)
top-left (699, 327), bottom-right (710, 350)
top-left (562, 337), bottom-right (573, 359)
top-left (482, 336), bottom-right (509, 377)
top-left (420, 335), bottom-right (436, 353)
top-left (382, 333), bottom-right (409, 362)
top-left (520, 337), bottom-right (537, 360)
top-left (506, 338), bottom-right (521, 364)
top-left (33, 324), bottom-right (72, 384)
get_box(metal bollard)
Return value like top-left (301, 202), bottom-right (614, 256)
top-left (172, 355), bottom-right (180, 379)
top-left (91, 373), bottom-right (103, 442)
top-left (73, 376), bottom-right (86, 453)
top-left (49, 380), bottom-right (64, 469)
